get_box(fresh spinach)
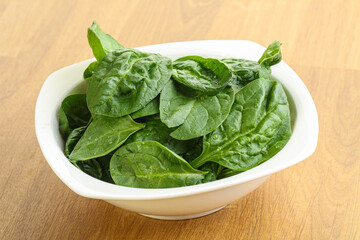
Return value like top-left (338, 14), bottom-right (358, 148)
top-left (172, 56), bottom-right (233, 94)
top-left (110, 141), bottom-right (205, 188)
top-left (160, 80), bottom-right (235, 140)
top-left (130, 97), bottom-right (160, 119)
top-left (59, 94), bottom-right (91, 139)
top-left (190, 78), bottom-right (291, 171)
top-left (221, 58), bottom-right (259, 88)
top-left (87, 21), bottom-right (124, 62)
top-left (74, 154), bottom-right (115, 183)
top-left (159, 80), bottom-right (197, 128)
top-left (75, 159), bottom-right (103, 179)
top-left (125, 116), bottom-right (198, 156)
top-left (218, 168), bottom-right (242, 179)
top-left (258, 40), bottom-right (282, 66)
top-left (69, 115), bottom-right (144, 161)
top-left (97, 154), bottom-right (115, 183)
top-left (65, 126), bottom-right (114, 182)
top-left (200, 162), bottom-right (222, 183)
top-left (58, 21), bottom-right (292, 188)
top-left (83, 61), bottom-right (99, 82)
top-left (87, 49), bottom-right (172, 117)
top-left (84, 22), bottom-right (124, 81)
top-left (65, 126), bottom-right (87, 158)
top-left (221, 41), bottom-right (282, 89)
top-left (182, 136), bottom-right (203, 162)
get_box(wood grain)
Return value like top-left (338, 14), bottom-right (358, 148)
top-left (0, 0), bottom-right (359, 239)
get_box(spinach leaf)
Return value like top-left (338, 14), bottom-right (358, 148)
top-left (87, 49), bottom-right (172, 117)
top-left (221, 58), bottom-right (259, 88)
top-left (110, 141), bottom-right (205, 188)
top-left (221, 41), bottom-right (282, 89)
top-left (190, 78), bottom-right (291, 171)
top-left (75, 159), bottom-right (102, 179)
top-left (69, 115), bottom-right (144, 161)
top-left (83, 61), bottom-right (99, 81)
top-left (84, 22), bottom-right (123, 81)
top-left (59, 26), bottom-right (290, 188)
top-left (258, 63), bottom-right (272, 80)
top-left (65, 126), bottom-right (87, 157)
top-left (182, 136), bottom-right (203, 162)
top-left (172, 56), bottom-right (233, 94)
top-left (218, 168), bottom-right (242, 179)
top-left (87, 21), bottom-right (124, 62)
top-left (159, 81), bottom-right (196, 128)
top-left (130, 97), bottom-right (159, 119)
top-left (160, 80), bottom-right (235, 140)
top-left (200, 162), bottom-right (222, 183)
top-left (59, 94), bottom-right (91, 139)
top-left (65, 126), bottom-right (114, 182)
top-left (74, 156), bottom-right (114, 183)
top-left (61, 121), bottom-right (108, 181)
top-left (258, 40), bottom-right (282, 66)
top-left (97, 154), bottom-right (115, 183)
top-left (73, 154), bottom-right (114, 183)
top-left (125, 117), bottom-right (198, 156)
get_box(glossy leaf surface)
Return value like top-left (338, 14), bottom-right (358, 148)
top-left (191, 78), bottom-right (291, 171)
top-left (110, 141), bottom-right (205, 188)
top-left (172, 56), bottom-right (233, 94)
top-left (130, 97), bottom-right (159, 119)
top-left (258, 41), bottom-right (282, 66)
top-left (83, 61), bottom-right (99, 81)
top-left (59, 94), bottom-right (91, 139)
top-left (221, 58), bottom-right (259, 88)
top-left (87, 21), bottom-right (124, 61)
top-left (87, 49), bottom-right (172, 117)
top-left (200, 162), bottom-right (221, 183)
top-left (75, 159), bottom-right (102, 180)
top-left (126, 117), bottom-right (198, 156)
top-left (65, 126), bottom-right (87, 158)
top-left (69, 115), bottom-right (144, 161)
top-left (160, 80), bottom-right (235, 140)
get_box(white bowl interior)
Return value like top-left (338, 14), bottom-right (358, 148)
top-left (35, 40), bottom-right (318, 200)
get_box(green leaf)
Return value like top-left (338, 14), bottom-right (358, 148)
top-left (182, 136), bottom-right (203, 162)
top-left (218, 168), bottom-right (242, 179)
top-left (87, 49), bottom-right (172, 117)
top-left (130, 97), bottom-right (159, 119)
top-left (87, 21), bottom-right (124, 62)
top-left (125, 117), bottom-right (198, 156)
top-left (97, 154), bottom-right (115, 183)
top-left (258, 41), bottom-right (282, 66)
top-left (221, 41), bottom-right (282, 89)
top-left (73, 153), bottom-right (114, 183)
top-left (172, 56), bottom-right (233, 94)
top-left (69, 115), bottom-right (144, 161)
top-left (75, 159), bottom-right (102, 179)
top-left (190, 78), bottom-right (291, 171)
top-left (59, 109), bottom-right (70, 140)
top-left (200, 162), bottom-right (222, 183)
top-left (110, 141), bottom-right (205, 188)
top-left (159, 81), bottom-right (196, 128)
top-left (65, 126), bottom-right (87, 157)
top-left (258, 63), bottom-right (272, 80)
top-left (221, 58), bottom-right (259, 88)
top-left (160, 80), bottom-right (235, 140)
top-left (58, 94), bottom-right (91, 139)
top-left (83, 61), bottom-right (99, 81)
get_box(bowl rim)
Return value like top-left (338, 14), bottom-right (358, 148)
top-left (35, 40), bottom-right (319, 200)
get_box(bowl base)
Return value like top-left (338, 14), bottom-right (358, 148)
top-left (139, 205), bottom-right (226, 220)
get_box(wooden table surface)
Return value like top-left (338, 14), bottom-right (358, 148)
top-left (1, 0), bottom-right (359, 239)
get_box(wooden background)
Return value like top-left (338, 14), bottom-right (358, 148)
top-left (1, 0), bottom-right (359, 239)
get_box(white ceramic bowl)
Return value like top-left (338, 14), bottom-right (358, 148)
top-left (35, 40), bottom-right (318, 220)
